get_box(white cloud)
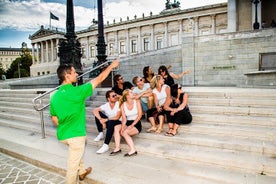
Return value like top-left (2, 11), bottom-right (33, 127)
top-left (0, 0), bottom-right (227, 32)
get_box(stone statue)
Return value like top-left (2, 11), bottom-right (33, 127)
top-left (165, 0), bottom-right (180, 10)
top-left (166, 0), bottom-right (171, 9)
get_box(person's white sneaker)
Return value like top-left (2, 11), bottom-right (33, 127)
top-left (96, 144), bottom-right (109, 154)
top-left (94, 132), bottom-right (103, 142)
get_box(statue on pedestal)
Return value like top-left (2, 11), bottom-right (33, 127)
top-left (165, 0), bottom-right (180, 10)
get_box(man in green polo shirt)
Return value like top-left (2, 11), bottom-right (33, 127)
top-left (50, 59), bottom-right (119, 184)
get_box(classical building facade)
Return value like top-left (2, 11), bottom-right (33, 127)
top-left (0, 48), bottom-right (22, 71)
top-left (29, 2), bottom-right (228, 76)
top-left (29, 0), bottom-right (276, 87)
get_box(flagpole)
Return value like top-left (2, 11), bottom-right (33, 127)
top-left (49, 12), bottom-right (51, 29)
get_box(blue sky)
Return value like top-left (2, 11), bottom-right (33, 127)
top-left (0, 0), bottom-right (226, 48)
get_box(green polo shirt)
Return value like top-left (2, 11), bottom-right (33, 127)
top-left (50, 82), bottom-right (93, 140)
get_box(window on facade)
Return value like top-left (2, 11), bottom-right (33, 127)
top-left (131, 40), bottom-right (137, 53)
top-left (109, 43), bottom-right (114, 55)
top-left (42, 72), bottom-right (45, 75)
top-left (47, 71), bottom-right (50, 74)
top-left (143, 38), bottom-right (149, 51)
top-left (260, 52), bottom-right (276, 71)
top-left (81, 47), bottom-right (86, 58)
top-left (171, 34), bottom-right (178, 46)
top-left (120, 41), bottom-right (125, 54)
top-left (38, 72), bottom-right (40, 76)
top-left (90, 46), bottom-right (95, 58)
top-left (156, 37), bottom-right (163, 50)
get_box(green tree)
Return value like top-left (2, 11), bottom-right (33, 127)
top-left (5, 42), bottom-right (33, 79)
top-left (0, 62), bottom-right (5, 79)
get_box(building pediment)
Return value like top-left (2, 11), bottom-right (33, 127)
top-left (29, 25), bottom-right (64, 40)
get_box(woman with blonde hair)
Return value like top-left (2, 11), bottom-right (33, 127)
top-left (146, 75), bottom-right (170, 134)
top-left (119, 89), bottom-right (142, 157)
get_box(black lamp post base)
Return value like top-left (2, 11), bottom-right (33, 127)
top-left (253, 22), bottom-right (260, 29)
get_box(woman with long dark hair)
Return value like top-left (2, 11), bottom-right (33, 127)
top-left (163, 84), bottom-right (192, 136)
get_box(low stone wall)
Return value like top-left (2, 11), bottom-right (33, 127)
top-left (0, 74), bottom-right (59, 89)
top-left (244, 70), bottom-right (276, 88)
top-left (183, 28), bottom-right (276, 87)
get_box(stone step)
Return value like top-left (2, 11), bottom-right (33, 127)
top-left (180, 123), bottom-right (276, 142)
top-left (0, 126), bottom-right (276, 184)
top-left (0, 100), bottom-right (276, 140)
top-left (1, 117), bottom-right (275, 167)
top-left (184, 87), bottom-right (276, 99)
top-left (1, 87), bottom-right (276, 183)
top-left (0, 115), bottom-right (276, 154)
top-left (2, 108), bottom-right (275, 145)
top-left (0, 101), bottom-right (34, 109)
top-left (188, 98), bottom-right (276, 107)
top-left (190, 105), bottom-right (276, 117)
top-left (0, 96), bottom-right (36, 103)
top-left (193, 113), bottom-right (276, 127)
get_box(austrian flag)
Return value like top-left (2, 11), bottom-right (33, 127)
top-left (50, 12), bottom-right (59, 21)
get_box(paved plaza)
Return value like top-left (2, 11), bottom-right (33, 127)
top-left (0, 152), bottom-right (65, 184)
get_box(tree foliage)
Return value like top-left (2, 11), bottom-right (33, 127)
top-left (5, 42), bottom-right (33, 79)
top-left (0, 62), bottom-right (5, 77)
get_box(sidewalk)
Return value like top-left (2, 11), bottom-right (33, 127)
top-left (0, 152), bottom-right (65, 184)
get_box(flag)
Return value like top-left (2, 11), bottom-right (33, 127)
top-left (50, 12), bottom-right (59, 21)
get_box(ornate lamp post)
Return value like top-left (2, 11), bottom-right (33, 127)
top-left (58, 0), bottom-right (83, 84)
top-left (96, 0), bottom-right (107, 64)
top-left (252, 0), bottom-right (261, 30)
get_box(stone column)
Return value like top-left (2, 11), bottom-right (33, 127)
top-left (227, 0), bottom-right (237, 32)
top-left (211, 14), bottom-right (216, 34)
top-left (126, 29), bottom-right (129, 55)
top-left (115, 31), bottom-right (118, 55)
top-left (164, 22), bottom-right (168, 47)
top-left (137, 26), bottom-right (141, 53)
top-left (31, 43), bottom-right (35, 64)
top-left (150, 24), bottom-right (154, 50)
top-left (41, 41), bottom-right (44, 63)
top-left (86, 36), bottom-right (89, 59)
top-left (45, 40), bottom-right (49, 62)
top-left (178, 19), bottom-right (183, 45)
top-left (36, 43), bottom-right (40, 63)
top-left (51, 39), bottom-right (54, 62)
top-left (55, 39), bottom-right (59, 62)
top-left (193, 17), bottom-right (199, 36)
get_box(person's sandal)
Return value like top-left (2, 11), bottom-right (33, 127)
top-left (146, 127), bottom-right (157, 133)
top-left (165, 129), bottom-right (172, 136)
top-left (155, 128), bottom-right (163, 134)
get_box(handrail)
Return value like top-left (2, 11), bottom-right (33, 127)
top-left (32, 60), bottom-right (112, 112)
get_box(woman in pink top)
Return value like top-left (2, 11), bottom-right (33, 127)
top-left (119, 89), bottom-right (142, 157)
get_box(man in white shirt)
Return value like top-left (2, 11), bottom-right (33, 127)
top-left (93, 90), bottom-right (122, 155)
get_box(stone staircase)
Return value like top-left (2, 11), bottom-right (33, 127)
top-left (0, 87), bottom-right (276, 184)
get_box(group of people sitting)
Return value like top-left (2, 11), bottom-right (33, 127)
top-left (92, 65), bottom-right (193, 157)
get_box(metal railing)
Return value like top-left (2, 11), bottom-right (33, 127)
top-left (32, 60), bottom-right (114, 138)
